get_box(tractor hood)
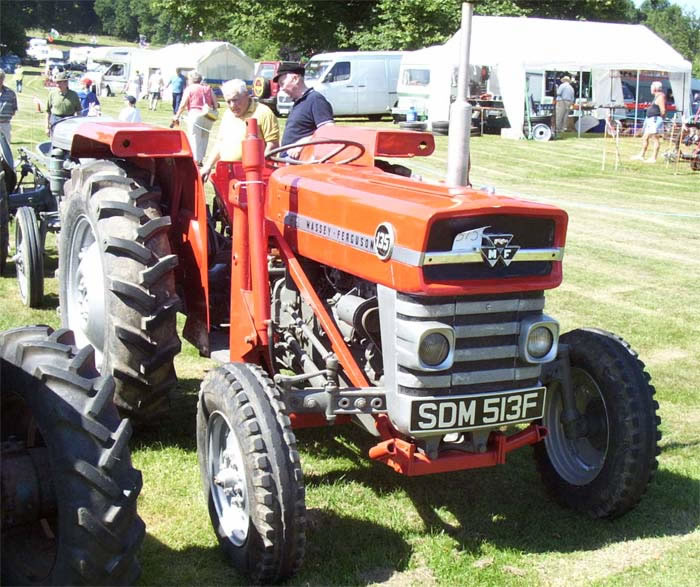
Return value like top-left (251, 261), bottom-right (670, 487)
top-left (267, 164), bottom-right (568, 296)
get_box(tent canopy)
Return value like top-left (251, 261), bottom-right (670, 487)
top-left (152, 41), bottom-right (254, 85)
top-left (430, 16), bottom-right (692, 137)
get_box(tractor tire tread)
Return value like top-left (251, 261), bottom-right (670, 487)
top-left (60, 159), bottom-right (180, 420)
top-left (0, 326), bottom-right (143, 585)
top-left (535, 327), bottom-right (660, 519)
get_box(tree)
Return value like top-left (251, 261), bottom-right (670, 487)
top-left (0, 2), bottom-right (28, 56)
top-left (639, 1), bottom-right (700, 77)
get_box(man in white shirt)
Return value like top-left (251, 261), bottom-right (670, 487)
top-left (118, 95), bottom-right (141, 123)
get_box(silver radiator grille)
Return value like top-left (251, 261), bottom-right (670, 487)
top-left (394, 291), bottom-right (544, 396)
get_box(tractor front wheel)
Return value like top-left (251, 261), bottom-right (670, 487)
top-left (0, 326), bottom-right (144, 585)
top-left (15, 206), bottom-right (44, 307)
top-left (59, 160), bottom-right (181, 421)
top-left (197, 363), bottom-right (306, 584)
top-left (535, 328), bottom-right (661, 518)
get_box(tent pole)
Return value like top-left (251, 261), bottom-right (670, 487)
top-left (578, 70), bottom-right (583, 138)
top-left (634, 70), bottom-right (640, 137)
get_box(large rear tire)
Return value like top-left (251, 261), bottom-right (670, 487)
top-left (59, 160), bottom-right (181, 421)
top-left (15, 206), bottom-right (44, 308)
top-left (1, 326), bottom-right (144, 585)
top-left (535, 328), bottom-right (660, 518)
top-left (0, 177), bottom-right (8, 275)
top-left (197, 363), bottom-right (306, 584)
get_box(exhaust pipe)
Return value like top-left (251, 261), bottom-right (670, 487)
top-left (446, 2), bottom-right (473, 188)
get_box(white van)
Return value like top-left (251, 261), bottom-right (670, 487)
top-left (277, 51), bottom-right (404, 119)
top-left (87, 47), bottom-right (153, 96)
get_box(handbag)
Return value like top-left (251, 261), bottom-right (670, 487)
top-left (202, 102), bottom-right (218, 122)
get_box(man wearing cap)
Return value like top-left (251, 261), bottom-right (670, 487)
top-left (274, 62), bottom-right (333, 157)
top-left (200, 79), bottom-right (279, 181)
top-left (555, 75), bottom-right (575, 137)
top-left (46, 72), bottom-right (81, 136)
top-left (0, 68), bottom-right (18, 144)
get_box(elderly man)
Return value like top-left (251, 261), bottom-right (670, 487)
top-left (554, 75), bottom-right (575, 137)
top-left (46, 71), bottom-right (81, 136)
top-left (0, 68), bottom-right (18, 144)
top-left (274, 62), bottom-right (333, 157)
top-left (200, 79), bottom-right (279, 180)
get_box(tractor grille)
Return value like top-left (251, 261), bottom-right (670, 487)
top-left (395, 290), bottom-right (544, 397)
top-left (423, 215), bottom-right (556, 281)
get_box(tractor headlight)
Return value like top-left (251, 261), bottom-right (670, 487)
top-left (519, 315), bottom-right (559, 363)
top-left (419, 332), bottom-right (450, 366)
top-left (527, 326), bottom-right (553, 358)
top-left (395, 322), bottom-right (455, 371)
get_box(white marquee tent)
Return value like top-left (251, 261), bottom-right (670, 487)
top-left (150, 41), bottom-right (254, 89)
top-left (426, 16), bottom-right (692, 138)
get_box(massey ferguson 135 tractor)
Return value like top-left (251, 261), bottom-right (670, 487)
top-left (37, 111), bottom-right (660, 583)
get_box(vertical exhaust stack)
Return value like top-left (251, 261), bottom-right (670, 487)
top-left (446, 2), bottom-right (474, 187)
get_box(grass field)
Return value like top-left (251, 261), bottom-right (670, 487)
top-left (2, 57), bottom-right (699, 586)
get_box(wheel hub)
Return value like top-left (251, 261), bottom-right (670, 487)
top-left (208, 412), bottom-right (249, 545)
top-left (67, 218), bottom-right (106, 364)
top-left (543, 369), bottom-right (609, 485)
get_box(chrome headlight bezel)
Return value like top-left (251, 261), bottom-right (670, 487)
top-left (396, 321), bottom-right (455, 372)
top-left (519, 315), bottom-right (559, 363)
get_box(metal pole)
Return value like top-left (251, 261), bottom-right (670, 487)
top-left (634, 70), bottom-right (640, 137)
top-left (577, 70), bottom-right (583, 138)
top-left (446, 2), bottom-right (473, 187)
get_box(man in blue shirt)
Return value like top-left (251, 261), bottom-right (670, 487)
top-left (274, 63), bottom-right (333, 157)
top-left (167, 69), bottom-right (186, 114)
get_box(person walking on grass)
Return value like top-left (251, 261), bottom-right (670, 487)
top-left (632, 81), bottom-right (667, 163)
top-left (14, 65), bottom-right (24, 93)
top-left (173, 70), bottom-right (218, 166)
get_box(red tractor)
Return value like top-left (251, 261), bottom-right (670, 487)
top-left (34, 115), bottom-right (660, 583)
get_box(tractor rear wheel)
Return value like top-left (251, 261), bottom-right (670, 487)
top-left (535, 328), bottom-right (661, 518)
top-left (1, 326), bottom-right (144, 585)
top-left (197, 363), bottom-right (306, 584)
top-left (59, 160), bottom-right (181, 421)
top-left (15, 206), bottom-right (44, 308)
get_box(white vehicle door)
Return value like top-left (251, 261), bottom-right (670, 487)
top-left (355, 59), bottom-right (391, 114)
top-left (319, 60), bottom-right (356, 115)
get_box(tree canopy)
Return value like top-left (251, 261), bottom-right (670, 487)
top-left (2, 0), bottom-right (698, 76)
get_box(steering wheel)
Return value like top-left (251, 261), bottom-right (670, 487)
top-left (266, 138), bottom-right (366, 165)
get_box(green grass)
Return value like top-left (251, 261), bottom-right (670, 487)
top-left (1, 62), bottom-right (699, 585)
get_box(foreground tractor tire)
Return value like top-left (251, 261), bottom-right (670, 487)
top-left (15, 206), bottom-right (44, 308)
top-left (197, 363), bottom-right (306, 584)
top-left (0, 177), bottom-right (8, 275)
top-left (59, 160), bottom-right (181, 421)
top-left (535, 328), bottom-right (660, 518)
top-left (1, 326), bottom-right (144, 585)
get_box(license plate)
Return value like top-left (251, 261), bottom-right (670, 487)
top-left (409, 386), bottom-right (546, 434)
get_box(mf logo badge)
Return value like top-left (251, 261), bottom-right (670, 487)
top-left (452, 226), bottom-right (520, 267)
top-left (481, 233), bottom-right (520, 267)
top-left (374, 223), bottom-right (395, 261)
